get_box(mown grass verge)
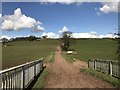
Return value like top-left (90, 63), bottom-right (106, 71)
top-left (62, 54), bottom-right (75, 63)
top-left (32, 68), bottom-right (49, 88)
top-left (80, 68), bottom-right (120, 87)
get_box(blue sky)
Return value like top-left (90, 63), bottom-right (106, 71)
top-left (1, 2), bottom-right (119, 38)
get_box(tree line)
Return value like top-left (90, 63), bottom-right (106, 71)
top-left (1, 35), bottom-right (49, 47)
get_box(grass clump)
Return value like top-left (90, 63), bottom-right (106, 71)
top-left (45, 52), bottom-right (55, 62)
top-left (32, 68), bottom-right (49, 88)
top-left (80, 68), bottom-right (120, 87)
top-left (63, 54), bottom-right (75, 63)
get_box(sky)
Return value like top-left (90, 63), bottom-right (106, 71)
top-left (0, 1), bottom-right (119, 39)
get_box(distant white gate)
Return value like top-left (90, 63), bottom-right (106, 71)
top-left (0, 58), bottom-right (43, 89)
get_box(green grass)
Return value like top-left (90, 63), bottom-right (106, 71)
top-left (2, 39), bottom-right (119, 88)
top-left (62, 54), bottom-right (75, 63)
top-left (32, 52), bottom-right (55, 88)
top-left (45, 52), bottom-right (55, 62)
top-left (32, 68), bottom-right (49, 88)
top-left (69, 39), bottom-right (118, 62)
top-left (80, 68), bottom-right (120, 87)
top-left (2, 40), bottom-right (60, 69)
top-left (2, 39), bottom-right (118, 69)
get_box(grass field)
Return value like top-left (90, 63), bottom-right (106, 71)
top-left (2, 39), bottom-right (118, 69)
top-left (68, 39), bottom-right (118, 62)
top-left (2, 39), bottom-right (60, 69)
top-left (2, 38), bottom-right (118, 88)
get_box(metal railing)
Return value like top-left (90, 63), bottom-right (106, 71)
top-left (0, 58), bottom-right (43, 89)
top-left (88, 59), bottom-right (120, 78)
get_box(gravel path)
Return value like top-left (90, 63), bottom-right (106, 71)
top-left (45, 46), bottom-right (114, 88)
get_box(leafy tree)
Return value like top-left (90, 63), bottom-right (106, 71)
top-left (42, 35), bottom-right (48, 39)
top-left (28, 35), bottom-right (37, 41)
top-left (60, 31), bottom-right (72, 51)
top-left (2, 38), bottom-right (8, 47)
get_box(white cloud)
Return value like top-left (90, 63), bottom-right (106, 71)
top-left (96, 11), bottom-right (101, 16)
top-left (41, 32), bottom-right (59, 38)
top-left (1, 32), bottom-right (119, 40)
top-left (37, 25), bottom-right (44, 31)
top-left (72, 33), bottom-right (89, 38)
top-left (98, 35), bottom-right (105, 39)
top-left (99, 2), bottom-right (118, 13)
top-left (59, 26), bottom-right (69, 33)
top-left (40, 1), bottom-right (119, 15)
top-left (95, 8), bottom-right (102, 16)
top-left (39, 0), bottom-right (119, 4)
top-left (1, 8), bottom-right (43, 31)
top-left (32, 25), bottom-right (44, 32)
top-left (72, 31), bottom-right (119, 38)
top-left (40, 0), bottom-right (80, 4)
top-left (113, 35), bottom-right (119, 38)
top-left (103, 34), bottom-right (114, 38)
top-left (90, 31), bottom-right (97, 35)
top-left (0, 14), bottom-right (2, 18)
top-left (0, 35), bottom-right (11, 40)
top-left (37, 21), bottom-right (42, 25)
top-left (98, 33), bottom-right (117, 38)
top-left (72, 31), bottom-right (98, 38)
top-left (102, 34), bottom-right (118, 38)
top-left (2, 0), bottom-right (119, 3)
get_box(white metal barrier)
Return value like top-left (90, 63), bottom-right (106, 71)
top-left (0, 58), bottom-right (43, 89)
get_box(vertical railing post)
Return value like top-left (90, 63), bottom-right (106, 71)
top-left (34, 62), bottom-right (36, 77)
top-left (39, 61), bottom-right (41, 72)
top-left (0, 74), bottom-right (2, 89)
top-left (109, 61), bottom-right (112, 76)
top-left (99, 61), bottom-right (101, 72)
top-left (0, 59), bottom-right (44, 89)
top-left (41, 60), bottom-right (43, 70)
top-left (88, 59), bottom-right (90, 68)
top-left (119, 62), bottom-right (120, 78)
top-left (22, 66), bottom-right (25, 90)
top-left (94, 60), bottom-right (96, 70)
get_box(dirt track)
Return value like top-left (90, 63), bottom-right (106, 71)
top-left (45, 46), bottom-right (114, 88)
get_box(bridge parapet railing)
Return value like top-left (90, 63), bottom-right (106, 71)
top-left (0, 58), bottom-right (43, 89)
